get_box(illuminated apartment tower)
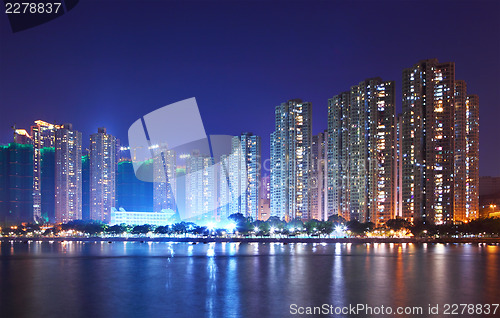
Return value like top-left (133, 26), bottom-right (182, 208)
top-left (310, 131), bottom-right (328, 221)
top-left (89, 128), bottom-right (117, 223)
top-left (13, 129), bottom-right (33, 145)
top-left (258, 175), bottom-right (270, 221)
top-left (454, 81), bottom-right (479, 222)
top-left (185, 153), bottom-right (217, 221)
top-left (327, 92), bottom-right (350, 220)
top-left (82, 153), bottom-right (90, 220)
top-left (222, 133), bottom-right (261, 219)
top-left (41, 147), bottom-right (56, 222)
top-left (402, 59), bottom-right (479, 224)
top-left (0, 143), bottom-right (34, 225)
top-left (328, 78), bottom-right (395, 225)
top-left (31, 120), bottom-right (60, 221)
top-left (152, 144), bottom-right (176, 213)
top-left (55, 124), bottom-right (82, 223)
top-left (393, 114), bottom-right (403, 218)
top-left (270, 99), bottom-right (312, 221)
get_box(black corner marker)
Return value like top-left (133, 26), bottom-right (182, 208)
top-left (63, 0), bottom-right (78, 11)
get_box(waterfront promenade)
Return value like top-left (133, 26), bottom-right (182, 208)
top-left (2, 236), bottom-right (500, 244)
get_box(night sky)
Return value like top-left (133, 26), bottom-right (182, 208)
top-left (0, 0), bottom-right (499, 176)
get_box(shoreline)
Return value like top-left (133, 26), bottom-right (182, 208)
top-left (2, 236), bottom-right (500, 244)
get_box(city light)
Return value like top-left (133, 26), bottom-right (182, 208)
top-left (226, 223), bottom-right (237, 232)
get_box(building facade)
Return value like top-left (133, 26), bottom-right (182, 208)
top-left (89, 128), bottom-right (117, 223)
top-left (0, 143), bottom-right (34, 225)
top-left (258, 175), bottom-right (270, 221)
top-left (185, 153), bottom-right (217, 221)
top-left (270, 99), bottom-right (312, 221)
top-left (110, 207), bottom-right (175, 226)
top-left (310, 131), bottom-right (328, 221)
top-left (40, 147), bottom-right (56, 222)
top-left (31, 120), bottom-right (60, 221)
top-left (220, 133), bottom-right (261, 220)
top-left (393, 114), bottom-right (403, 218)
top-left (402, 59), bottom-right (479, 224)
top-left (152, 145), bottom-right (176, 213)
top-left (82, 153), bottom-right (90, 220)
top-left (116, 159), bottom-right (154, 212)
top-left (55, 124), bottom-right (82, 223)
top-left (327, 78), bottom-right (395, 226)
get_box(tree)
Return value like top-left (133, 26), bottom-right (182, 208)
top-left (318, 221), bottom-right (334, 237)
top-left (410, 219), bottom-right (437, 237)
top-left (192, 226), bottom-right (207, 236)
top-left (327, 214), bottom-right (346, 225)
top-left (154, 226), bottom-right (169, 235)
top-left (346, 220), bottom-right (373, 236)
top-left (289, 218), bottom-right (304, 233)
top-left (257, 221), bottom-right (270, 235)
top-left (385, 218), bottom-right (411, 231)
top-left (107, 224), bottom-right (127, 235)
top-left (171, 222), bottom-right (187, 235)
top-left (131, 224), bottom-right (152, 235)
top-left (304, 219), bottom-right (320, 235)
top-left (228, 213), bottom-right (246, 225)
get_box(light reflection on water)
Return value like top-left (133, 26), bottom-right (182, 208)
top-left (0, 242), bottom-right (499, 318)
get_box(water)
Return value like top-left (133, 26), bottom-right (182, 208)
top-left (1, 241), bottom-right (499, 318)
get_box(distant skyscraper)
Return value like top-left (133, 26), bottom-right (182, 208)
top-left (116, 158), bottom-right (154, 212)
top-left (55, 124), bottom-right (82, 223)
top-left (393, 114), bottom-right (403, 218)
top-left (454, 85), bottom-right (479, 222)
top-left (311, 131), bottom-right (328, 221)
top-left (270, 99), bottom-right (312, 221)
top-left (152, 145), bottom-right (176, 213)
top-left (40, 147), bottom-right (55, 222)
top-left (186, 153), bottom-right (217, 221)
top-left (0, 143), bottom-right (34, 225)
top-left (31, 120), bottom-right (60, 221)
top-left (258, 174), bottom-right (270, 221)
top-left (402, 59), bottom-right (479, 224)
top-left (82, 153), bottom-right (90, 220)
top-left (220, 133), bottom-right (261, 220)
top-left (13, 129), bottom-right (33, 145)
top-left (89, 128), bottom-right (117, 223)
top-left (328, 78), bottom-right (395, 226)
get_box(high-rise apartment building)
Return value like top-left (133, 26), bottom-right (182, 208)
top-left (55, 124), bottom-right (82, 223)
top-left (31, 120), bottom-right (60, 221)
top-left (311, 131), bottom-right (328, 221)
top-left (402, 59), bottom-right (479, 224)
top-left (185, 153), bottom-right (217, 221)
top-left (116, 158), bottom-right (154, 212)
top-left (258, 174), bottom-right (270, 221)
top-left (40, 147), bottom-right (56, 222)
top-left (220, 133), bottom-right (261, 220)
top-left (393, 114), bottom-right (403, 218)
top-left (152, 145), bottom-right (176, 213)
top-left (454, 88), bottom-right (479, 222)
top-left (0, 143), bottom-right (34, 225)
top-left (82, 153), bottom-right (90, 220)
top-left (328, 78), bottom-right (395, 226)
top-left (89, 128), bottom-right (117, 223)
top-left (13, 129), bottom-right (33, 145)
top-left (270, 99), bottom-right (312, 221)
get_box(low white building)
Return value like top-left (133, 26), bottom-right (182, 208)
top-left (110, 208), bottom-right (176, 226)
